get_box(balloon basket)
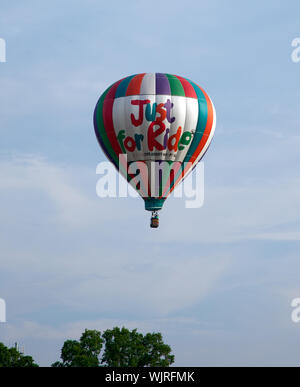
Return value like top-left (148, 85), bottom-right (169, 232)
top-left (150, 211), bottom-right (159, 229)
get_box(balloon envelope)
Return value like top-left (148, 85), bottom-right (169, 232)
top-left (94, 73), bottom-right (216, 211)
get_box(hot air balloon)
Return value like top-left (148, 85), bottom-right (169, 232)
top-left (93, 73), bottom-right (216, 228)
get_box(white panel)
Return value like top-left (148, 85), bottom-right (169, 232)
top-left (140, 73), bottom-right (155, 95)
top-left (168, 97), bottom-right (216, 195)
top-left (112, 95), bottom-right (199, 164)
top-left (173, 96), bottom-right (198, 163)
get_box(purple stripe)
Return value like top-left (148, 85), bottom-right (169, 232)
top-left (155, 73), bottom-right (171, 95)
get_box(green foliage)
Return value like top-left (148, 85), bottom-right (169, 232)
top-left (52, 327), bottom-right (174, 367)
top-left (101, 327), bottom-right (174, 367)
top-left (52, 329), bottom-right (103, 367)
top-left (0, 342), bottom-right (38, 367)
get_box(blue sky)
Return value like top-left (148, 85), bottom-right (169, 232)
top-left (1, 0), bottom-right (300, 366)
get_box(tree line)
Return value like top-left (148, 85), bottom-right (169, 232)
top-left (0, 327), bottom-right (174, 367)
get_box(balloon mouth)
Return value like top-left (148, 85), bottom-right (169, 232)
top-left (144, 198), bottom-right (166, 212)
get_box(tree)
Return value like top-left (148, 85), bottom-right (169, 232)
top-left (101, 327), bottom-right (174, 367)
top-left (0, 342), bottom-right (38, 367)
top-left (52, 329), bottom-right (103, 367)
top-left (52, 327), bottom-right (174, 367)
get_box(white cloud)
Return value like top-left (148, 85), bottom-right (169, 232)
top-left (0, 154), bottom-right (231, 321)
top-left (155, 174), bottom-right (300, 244)
top-left (0, 155), bottom-right (96, 229)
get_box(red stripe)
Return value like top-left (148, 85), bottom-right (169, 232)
top-left (126, 74), bottom-right (151, 197)
top-left (188, 85), bottom-right (214, 163)
top-left (161, 162), bottom-right (182, 198)
top-left (103, 80), bottom-right (124, 159)
top-left (103, 79), bottom-right (148, 198)
top-left (175, 75), bottom-right (197, 99)
top-left (139, 161), bottom-right (149, 198)
top-left (166, 88), bottom-right (214, 196)
top-left (125, 73), bottom-right (146, 96)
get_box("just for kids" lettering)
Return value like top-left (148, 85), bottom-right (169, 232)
top-left (117, 99), bottom-right (193, 154)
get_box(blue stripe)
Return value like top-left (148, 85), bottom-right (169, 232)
top-left (115, 74), bottom-right (137, 98)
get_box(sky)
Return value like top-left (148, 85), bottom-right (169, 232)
top-left (0, 0), bottom-right (300, 366)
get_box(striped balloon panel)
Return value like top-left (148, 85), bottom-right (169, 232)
top-left (94, 73), bottom-right (216, 199)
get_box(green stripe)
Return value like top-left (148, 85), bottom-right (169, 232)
top-left (95, 87), bottom-right (132, 183)
top-left (185, 81), bottom-right (208, 160)
top-left (95, 81), bottom-right (146, 195)
top-left (165, 81), bottom-right (209, 195)
top-left (160, 160), bottom-right (175, 197)
top-left (95, 85), bottom-right (119, 167)
top-left (165, 74), bottom-right (185, 96)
